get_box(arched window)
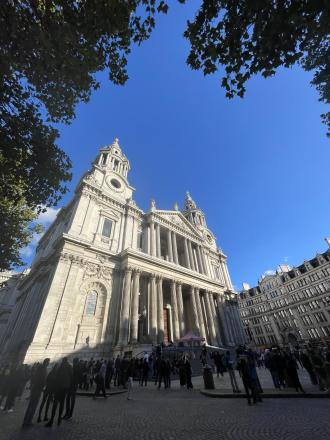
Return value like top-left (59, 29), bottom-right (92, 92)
top-left (85, 290), bottom-right (98, 315)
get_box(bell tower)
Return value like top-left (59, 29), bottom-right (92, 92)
top-left (183, 191), bottom-right (207, 228)
top-left (90, 138), bottom-right (134, 203)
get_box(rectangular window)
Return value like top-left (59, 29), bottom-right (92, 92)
top-left (102, 218), bottom-right (112, 238)
top-left (137, 231), bottom-right (143, 249)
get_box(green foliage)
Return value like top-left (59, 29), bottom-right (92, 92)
top-left (0, 0), bottom-right (168, 270)
top-left (181, 0), bottom-right (329, 136)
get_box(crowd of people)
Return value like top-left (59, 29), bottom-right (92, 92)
top-left (1, 343), bottom-right (330, 424)
top-left (0, 351), bottom-right (194, 429)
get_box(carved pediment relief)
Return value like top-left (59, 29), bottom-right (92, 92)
top-left (155, 211), bottom-right (201, 238)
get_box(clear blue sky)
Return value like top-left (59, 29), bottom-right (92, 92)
top-left (23, 2), bottom-right (330, 289)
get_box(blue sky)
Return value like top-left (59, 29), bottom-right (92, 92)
top-left (22, 2), bottom-right (330, 290)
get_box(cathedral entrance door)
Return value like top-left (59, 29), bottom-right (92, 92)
top-left (163, 308), bottom-right (170, 344)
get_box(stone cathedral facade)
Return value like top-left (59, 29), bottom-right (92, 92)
top-left (0, 140), bottom-right (245, 363)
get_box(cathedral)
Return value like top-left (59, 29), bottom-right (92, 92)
top-left (0, 139), bottom-right (245, 363)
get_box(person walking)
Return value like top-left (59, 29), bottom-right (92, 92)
top-left (45, 357), bottom-right (73, 427)
top-left (237, 352), bottom-right (261, 405)
top-left (22, 358), bottom-right (50, 427)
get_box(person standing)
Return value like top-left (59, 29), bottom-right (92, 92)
top-left (285, 353), bottom-right (305, 393)
top-left (225, 351), bottom-right (241, 393)
top-left (63, 358), bottom-right (80, 420)
top-left (141, 359), bottom-right (149, 386)
top-left (45, 357), bottom-right (73, 427)
top-left (37, 364), bottom-right (58, 422)
top-left (22, 358), bottom-right (50, 427)
top-left (93, 360), bottom-right (107, 399)
top-left (300, 350), bottom-right (317, 385)
top-left (184, 358), bottom-right (193, 390)
top-left (126, 359), bottom-right (134, 400)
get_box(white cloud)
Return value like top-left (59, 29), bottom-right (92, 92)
top-left (38, 206), bottom-right (60, 225)
top-left (20, 206), bottom-right (61, 262)
top-left (262, 269), bottom-right (275, 277)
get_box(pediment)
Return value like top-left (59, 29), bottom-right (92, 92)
top-left (155, 210), bottom-right (201, 238)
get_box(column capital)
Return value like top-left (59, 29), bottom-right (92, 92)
top-left (156, 274), bottom-right (163, 283)
top-left (176, 280), bottom-right (183, 287)
top-left (132, 268), bottom-right (141, 276)
top-left (150, 273), bottom-right (156, 280)
top-left (170, 279), bottom-right (176, 287)
top-left (124, 266), bottom-right (133, 274)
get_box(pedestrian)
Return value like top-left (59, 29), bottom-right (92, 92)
top-left (310, 349), bottom-right (328, 391)
top-left (158, 358), bottom-right (167, 389)
top-left (63, 358), bottom-right (80, 420)
top-left (300, 350), bottom-right (318, 385)
top-left (126, 359), bottom-right (134, 400)
top-left (93, 360), bottom-right (107, 399)
top-left (141, 359), bottom-right (149, 386)
top-left (184, 358), bottom-right (193, 390)
top-left (225, 351), bottom-right (241, 393)
top-left (105, 358), bottom-right (114, 389)
top-left (237, 352), bottom-right (261, 405)
top-left (3, 365), bottom-right (23, 412)
top-left (178, 358), bottom-right (186, 388)
top-left (45, 357), bottom-right (73, 427)
top-left (285, 353), bottom-right (305, 393)
top-left (22, 358), bottom-right (50, 427)
top-left (37, 363), bottom-right (58, 422)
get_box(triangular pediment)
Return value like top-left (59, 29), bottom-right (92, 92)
top-left (154, 210), bottom-right (201, 238)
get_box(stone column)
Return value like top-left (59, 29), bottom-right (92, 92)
top-left (176, 282), bottom-right (185, 336)
top-left (130, 269), bottom-right (141, 344)
top-left (156, 224), bottom-right (161, 258)
top-left (172, 232), bottom-right (179, 264)
top-left (209, 293), bottom-right (223, 346)
top-left (291, 307), bottom-right (309, 340)
top-left (184, 239), bottom-right (191, 269)
top-left (150, 222), bottom-right (156, 257)
top-left (170, 280), bottom-right (180, 341)
top-left (118, 267), bottom-right (133, 346)
top-left (156, 276), bottom-right (164, 343)
top-left (269, 314), bottom-right (282, 344)
top-left (232, 301), bottom-right (246, 344)
top-left (149, 274), bottom-right (158, 343)
top-left (188, 241), bottom-right (196, 271)
top-left (190, 286), bottom-right (200, 335)
top-left (204, 291), bottom-right (217, 345)
top-left (167, 229), bottom-right (173, 262)
top-left (195, 247), bottom-right (203, 274)
top-left (195, 288), bottom-right (207, 340)
top-left (216, 295), bottom-right (232, 345)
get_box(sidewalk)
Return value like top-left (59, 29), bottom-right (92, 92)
top-left (171, 366), bottom-right (330, 398)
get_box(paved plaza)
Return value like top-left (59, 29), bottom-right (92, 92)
top-left (1, 369), bottom-right (330, 440)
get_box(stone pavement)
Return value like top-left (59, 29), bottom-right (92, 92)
top-left (1, 369), bottom-right (330, 440)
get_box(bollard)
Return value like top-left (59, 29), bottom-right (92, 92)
top-left (203, 364), bottom-right (215, 390)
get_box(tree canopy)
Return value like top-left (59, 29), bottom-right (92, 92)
top-left (0, 0), bottom-right (328, 269)
top-left (182, 0), bottom-right (329, 135)
top-left (0, 0), bottom-right (167, 270)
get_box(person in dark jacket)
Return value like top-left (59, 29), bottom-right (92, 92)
top-left (63, 358), bottom-right (79, 420)
top-left (300, 351), bottom-right (318, 385)
top-left (45, 357), bottom-right (73, 427)
top-left (184, 358), bottom-right (193, 390)
top-left (37, 363), bottom-right (58, 422)
top-left (141, 359), bottom-right (149, 386)
top-left (237, 352), bottom-right (262, 405)
top-left (285, 353), bottom-right (305, 393)
top-left (3, 365), bottom-right (23, 412)
top-left (22, 358), bottom-right (50, 427)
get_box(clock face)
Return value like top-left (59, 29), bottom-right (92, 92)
top-left (106, 175), bottom-right (124, 193)
top-left (206, 233), bottom-right (213, 244)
